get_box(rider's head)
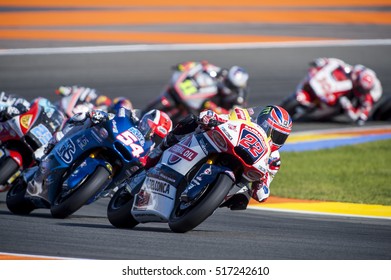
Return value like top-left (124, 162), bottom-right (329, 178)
top-left (351, 65), bottom-right (376, 94)
top-left (138, 109), bottom-right (173, 145)
top-left (110, 97), bottom-right (133, 113)
top-left (256, 105), bottom-right (292, 151)
top-left (218, 66), bottom-right (249, 105)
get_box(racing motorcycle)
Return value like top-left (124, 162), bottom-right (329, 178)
top-left (280, 64), bottom-right (353, 121)
top-left (142, 63), bottom-right (221, 124)
top-left (107, 108), bottom-right (271, 233)
top-left (6, 108), bottom-right (154, 218)
top-left (0, 98), bottom-right (65, 192)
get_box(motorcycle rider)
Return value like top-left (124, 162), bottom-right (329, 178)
top-left (28, 105), bottom-right (173, 201)
top-left (173, 60), bottom-right (250, 114)
top-left (0, 91), bottom-right (31, 121)
top-left (141, 105), bottom-right (292, 210)
top-left (55, 85), bottom-right (114, 117)
top-left (0, 85), bottom-right (113, 121)
top-left (306, 57), bottom-right (383, 125)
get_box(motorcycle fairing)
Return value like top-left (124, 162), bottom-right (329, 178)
top-left (131, 164), bottom-right (183, 223)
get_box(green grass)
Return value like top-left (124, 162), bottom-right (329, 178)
top-left (272, 139), bottom-right (391, 206)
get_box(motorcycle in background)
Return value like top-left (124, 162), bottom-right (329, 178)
top-left (280, 63), bottom-right (353, 121)
top-left (0, 98), bottom-right (65, 192)
top-left (6, 108), bottom-right (154, 218)
top-left (141, 63), bottom-right (222, 124)
top-left (107, 108), bottom-right (271, 233)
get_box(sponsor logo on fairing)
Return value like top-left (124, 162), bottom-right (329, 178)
top-left (57, 139), bottom-right (76, 164)
top-left (145, 177), bottom-right (170, 194)
top-left (167, 136), bottom-right (196, 165)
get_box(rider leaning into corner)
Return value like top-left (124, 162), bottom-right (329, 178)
top-left (304, 57), bottom-right (383, 125)
top-left (174, 60), bottom-right (250, 114)
top-left (140, 105), bottom-right (293, 210)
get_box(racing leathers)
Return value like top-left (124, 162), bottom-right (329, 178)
top-left (142, 108), bottom-right (282, 210)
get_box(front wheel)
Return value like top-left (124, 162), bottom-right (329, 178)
top-left (50, 166), bottom-right (110, 218)
top-left (280, 96), bottom-right (303, 119)
top-left (107, 186), bottom-right (139, 229)
top-left (6, 177), bottom-right (36, 215)
top-left (168, 174), bottom-right (234, 233)
top-left (0, 157), bottom-right (20, 189)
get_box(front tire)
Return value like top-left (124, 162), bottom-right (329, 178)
top-left (280, 96), bottom-right (302, 119)
top-left (0, 157), bottom-right (20, 188)
top-left (50, 166), bottom-right (110, 218)
top-left (168, 174), bottom-right (234, 233)
top-left (6, 177), bottom-right (36, 215)
top-left (107, 186), bottom-right (139, 229)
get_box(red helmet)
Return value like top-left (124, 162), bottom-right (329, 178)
top-left (138, 109), bottom-right (173, 144)
top-left (256, 105), bottom-right (292, 151)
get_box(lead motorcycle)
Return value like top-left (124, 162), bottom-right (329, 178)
top-left (0, 98), bottom-right (65, 192)
top-left (142, 63), bottom-right (222, 125)
top-left (280, 63), bottom-right (353, 121)
top-left (6, 108), bottom-right (154, 218)
top-left (107, 108), bottom-right (271, 233)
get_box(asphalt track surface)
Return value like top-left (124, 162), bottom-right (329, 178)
top-left (0, 1), bottom-right (391, 260)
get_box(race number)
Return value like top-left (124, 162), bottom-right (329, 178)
top-left (238, 130), bottom-right (267, 159)
top-left (116, 130), bottom-right (144, 158)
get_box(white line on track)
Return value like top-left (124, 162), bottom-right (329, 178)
top-left (0, 39), bottom-right (390, 56)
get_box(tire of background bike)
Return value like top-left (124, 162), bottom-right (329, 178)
top-left (50, 166), bottom-right (110, 219)
top-left (107, 186), bottom-right (139, 228)
top-left (6, 177), bottom-right (36, 215)
top-left (168, 174), bottom-right (234, 233)
top-left (280, 96), bottom-right (300, 117)
top-left (0, 157), bottom-right (19, 185)
top-left (371, 96), bottom-right (391, 121)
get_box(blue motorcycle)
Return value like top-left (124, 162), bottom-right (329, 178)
top-left (6, 108), bottom-right (153, 218)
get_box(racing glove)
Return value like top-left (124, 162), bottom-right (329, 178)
top-left (90, 110), bottom-right (109, 124)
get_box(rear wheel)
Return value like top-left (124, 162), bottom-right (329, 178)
top-left (0, 157), bottom-right (20, 189)
top-left (107, 186), bottom-right (139, 228)
top-left (168, 174), bottom-right (234, 233)
top-left (6, 177), bottom-right (36, 215)
top-left (280, 96), bottom-right (302, 119)
top-left (50, 166), bottom-right (110, 218)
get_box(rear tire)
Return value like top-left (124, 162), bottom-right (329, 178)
top-left (6, 177), bottom-right (36, 215)
top-left (168, 174), bottom-right (233, 233)
top-left (107, 186), bottom-right (139, 229)
top-left (50, 166), bottom-right (110, 218)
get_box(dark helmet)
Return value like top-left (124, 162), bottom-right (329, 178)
top-left (138, 109), bottom-right (173, 145)
top-left (256, 105), bottom-right (292, 151)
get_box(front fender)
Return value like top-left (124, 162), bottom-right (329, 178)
top-left (64, 156), bottom-right (112, 190)
top-left (184, 163), bottom-right (235, 202)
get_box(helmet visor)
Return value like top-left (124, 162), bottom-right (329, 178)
top-left (271, 129), bottom-right (289, 147)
